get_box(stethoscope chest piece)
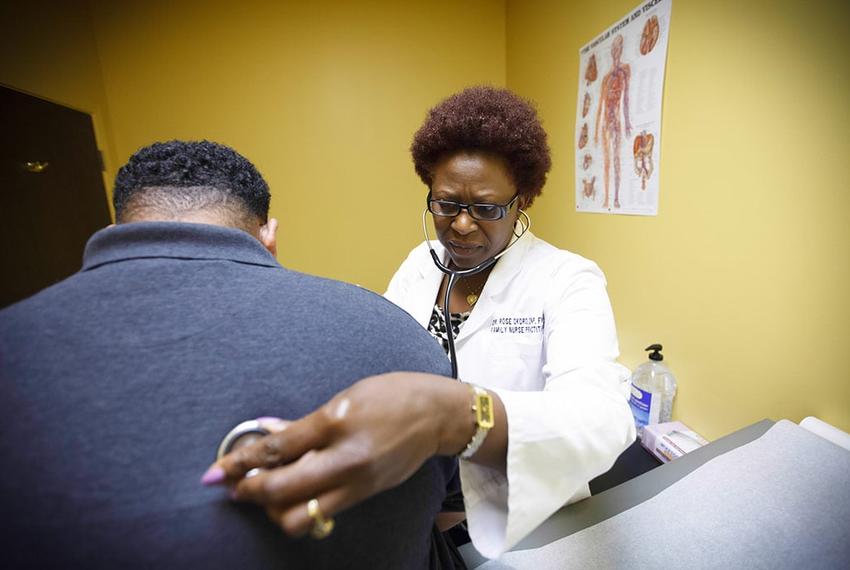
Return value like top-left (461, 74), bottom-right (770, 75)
top-left (216, 419), bottom-right (272, 460)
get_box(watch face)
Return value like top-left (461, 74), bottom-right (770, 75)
top-left (475, 391), bottom-right (495, 429)
top-left (216, 420), bottom-right (272, 460)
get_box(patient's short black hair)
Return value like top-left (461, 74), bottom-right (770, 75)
top-left (113, 140), bottom-right (270, 225)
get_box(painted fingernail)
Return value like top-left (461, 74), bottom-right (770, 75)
top-left (257, 416), bottom-right (283, 424)
top-left (201, 466), bottom-right (225, 486)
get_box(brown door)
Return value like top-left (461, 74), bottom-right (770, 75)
top-left (0, 85), bottom-right (112, 308)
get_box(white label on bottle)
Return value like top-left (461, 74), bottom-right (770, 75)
top-left (629, 385), bottom-right (661, 428)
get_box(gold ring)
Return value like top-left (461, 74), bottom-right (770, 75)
top-left (307, 498), bottom-right (335, 539)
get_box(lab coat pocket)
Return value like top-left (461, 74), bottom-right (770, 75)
top-left (486, 336), bottom-right (543, 391)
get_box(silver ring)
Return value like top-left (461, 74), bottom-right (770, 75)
top-left (216, 419), bottom-right (272, 460)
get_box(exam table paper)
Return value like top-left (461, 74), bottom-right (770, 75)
top-left (478, 420), bottom-right (850, 569)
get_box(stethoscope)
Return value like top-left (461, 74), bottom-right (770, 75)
top-left (215, 419), bottom-right (272, 475)
top-left (421, 208), bottom-right (531, 378)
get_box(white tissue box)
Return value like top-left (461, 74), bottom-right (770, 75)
top-left (642, 421), bottom-right (708, 463)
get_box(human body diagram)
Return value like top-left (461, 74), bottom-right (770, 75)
top-left (594, 35), bottom-right (631, 210)
top-left (575, 0), bottom-right (671, 216)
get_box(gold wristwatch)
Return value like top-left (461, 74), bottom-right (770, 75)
top-left (460, 384), bottom-right (494, 460)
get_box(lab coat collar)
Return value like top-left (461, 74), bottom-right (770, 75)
top-left (456, 230), bottom-right (535, 343)
top-left (418, 230), bottom-right (534, 287)
top-left (476, 229), bottom-right (534, 298)
top-left (407, 231), bottom-right (535, 340)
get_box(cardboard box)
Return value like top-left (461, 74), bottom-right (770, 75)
top-left (641, 421), bottom-right (708, 463)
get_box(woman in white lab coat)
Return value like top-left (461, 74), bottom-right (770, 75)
top-left (208, 86), bottom-right (635, 561)
top-left (384, 86), bottom-right (635, 557)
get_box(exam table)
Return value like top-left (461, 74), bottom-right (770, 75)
top-left (461, 419), bottom-right (850, 569)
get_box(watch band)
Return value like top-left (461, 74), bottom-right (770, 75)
top-left (460, 384), bottom-right (494, 460)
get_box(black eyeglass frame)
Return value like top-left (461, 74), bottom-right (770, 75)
top-left (426, 191), bottom-right (520, 221)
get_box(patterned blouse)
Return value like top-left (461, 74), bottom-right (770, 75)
top-left (427, 304), bottom-right (471, 356)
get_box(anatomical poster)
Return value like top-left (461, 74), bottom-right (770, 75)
top-left (575, 0), bottom-right (671, 216)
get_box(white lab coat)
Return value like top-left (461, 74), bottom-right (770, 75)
top-left (385, 231), bottom-right (636, 559)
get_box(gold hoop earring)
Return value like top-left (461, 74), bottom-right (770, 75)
top-left (513, 210), bottom-right (531, 238)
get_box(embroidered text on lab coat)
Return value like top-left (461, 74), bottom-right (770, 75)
top-left (490, 315), bottom-right (545, 334)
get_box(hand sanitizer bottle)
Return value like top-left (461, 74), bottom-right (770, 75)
top-left (629, 344), bottom-right (678, 439)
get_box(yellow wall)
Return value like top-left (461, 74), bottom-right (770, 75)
top-left (89, 0), bottom-right (506, 290)
top-left (5, 0), bottom-right (847, 439)
top-left (506, 0), bottom-right (850, 438)
top-left (0, 1), bottom-right (119, 211)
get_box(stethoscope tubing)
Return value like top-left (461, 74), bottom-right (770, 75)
top-left (421, 209), bottom-right (530, 378)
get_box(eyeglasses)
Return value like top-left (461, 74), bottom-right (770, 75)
top-left (427, 192), bottom-right (519, 221)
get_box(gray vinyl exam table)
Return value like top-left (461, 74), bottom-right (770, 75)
top-left (460, 419), bottom-right (850, 569)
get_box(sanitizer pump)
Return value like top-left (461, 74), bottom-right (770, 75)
top-left (629, 344), bottom-right (678, 439)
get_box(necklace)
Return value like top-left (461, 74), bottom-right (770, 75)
top-left (460, 277), bottom-right (484, 306)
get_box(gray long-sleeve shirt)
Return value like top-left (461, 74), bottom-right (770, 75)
top-left (0, 221), bottom-right (455, 570)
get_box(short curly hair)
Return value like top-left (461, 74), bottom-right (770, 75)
top-left (411, 86), bottom-right (551, 206)
top-left (113, 140), bottom-right (270, 224)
